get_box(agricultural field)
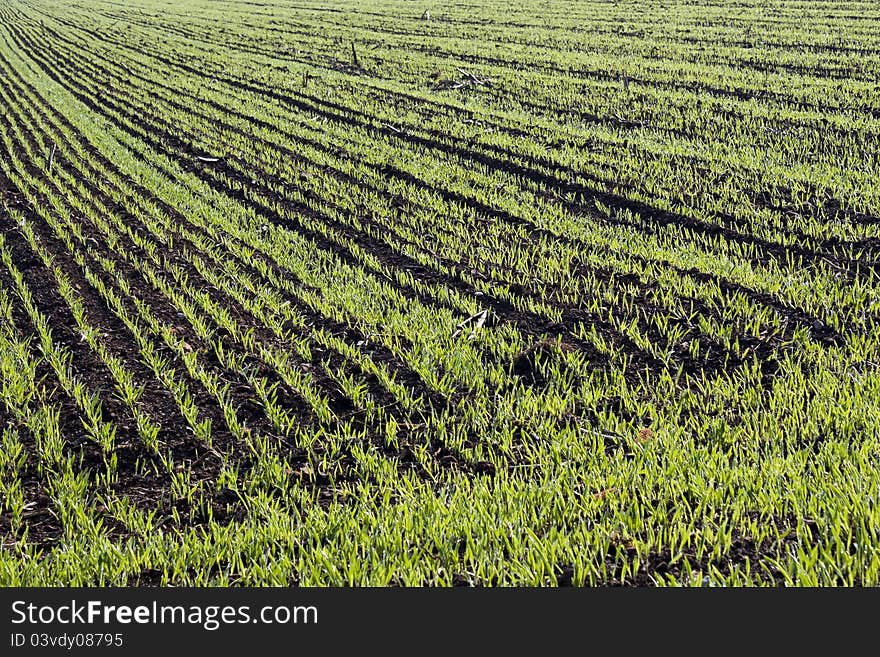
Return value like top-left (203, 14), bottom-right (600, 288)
top-left (0, 0), bottom-right (878, 586)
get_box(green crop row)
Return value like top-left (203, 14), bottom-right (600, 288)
top-left (0, 0), bottom-right (878, 586)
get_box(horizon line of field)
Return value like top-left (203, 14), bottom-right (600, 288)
top-left (54, 0), bottom-right (880, 77)
top-left (79, 0), bottom-right (880, 113)
top-left (82, 5), bottom-right (880, 96)
top-left (139, 7), bottom-right (880, 84)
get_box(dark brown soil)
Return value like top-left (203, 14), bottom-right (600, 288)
top-left (0, 8), bottom-right (866, 584)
